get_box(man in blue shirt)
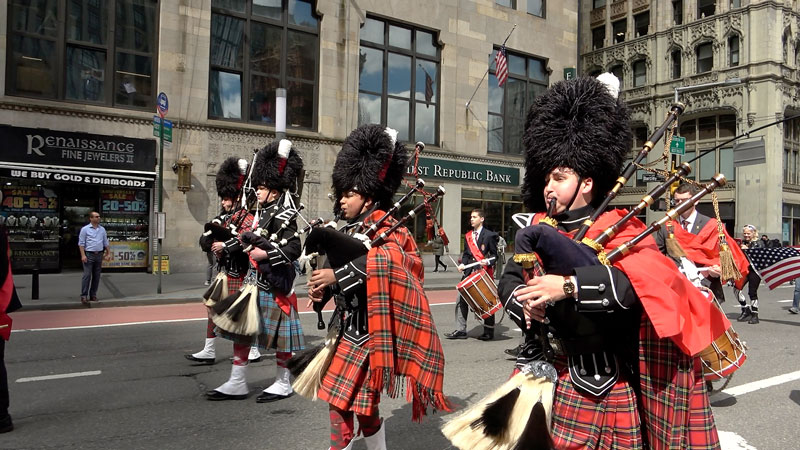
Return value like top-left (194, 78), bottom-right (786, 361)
top-left (78, 211), bottom-right (109, 306)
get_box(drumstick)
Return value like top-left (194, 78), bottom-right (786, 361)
top-left (447, 254), bottom-right (459, 267)
top-left (461, 257), bottom-right (496, 270)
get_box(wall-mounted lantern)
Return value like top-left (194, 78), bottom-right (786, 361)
top-left (174, 155), bottom-right (193, 193)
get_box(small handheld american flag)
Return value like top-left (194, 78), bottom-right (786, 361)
top-left (495, 45), bottom-right (509, 87)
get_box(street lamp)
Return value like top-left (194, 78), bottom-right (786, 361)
top-left (674, 77), bottom-right (742, 103)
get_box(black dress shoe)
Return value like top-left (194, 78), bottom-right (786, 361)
top-left (433, 269), bottom-right (438, 273)
top-left (476, 333), bottom-right (494, 341)
top-left (504, 345), bottom-right (522, 358)
top-left (80, 297), bottom-right (90, 307)
top-left (184, 354), bottom-right (215, 364)
top-left (444, 330), bottom-right (468, 339)
top-left (736, 309), bottom-right (752, 322)
top-left (206, 390), bottom-right (247, 401)
top-left (0, 415), bottom-right (13, 434)
top-left (256, 391), bottom-right (293, 403)
top-left (748, 312), bottom-right (760, 324)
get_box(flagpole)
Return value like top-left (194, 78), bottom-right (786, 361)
top-left (465, 24), bottom-right (517, 109)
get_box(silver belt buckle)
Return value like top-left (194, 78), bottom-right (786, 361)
top-left (548, 336), bottom-right (564, 356)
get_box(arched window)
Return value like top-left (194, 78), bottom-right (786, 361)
top-left (729, 36), bottom-right (740, 67)
top-left (696, 43), bottom-right (713, 73)
top-left (632, 60), bottom-right (646, 87)
top-left (609, 64), bottom-right (624, 87)
top-left (672, 50), bottom-right (682, 79)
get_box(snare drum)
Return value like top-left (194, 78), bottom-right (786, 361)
top-left (698, 297), bottom-right (747, 381)
top-left (457, 270), bottom-right (501, 319)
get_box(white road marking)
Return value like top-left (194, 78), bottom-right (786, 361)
top-left (12, 318), bottom-right (206, 333)
top-left (721, 370), bottom-right (800, 397)
top-left (718, 431), bottom-right (757, 449)
top-left (16, 370), bottom-right (102, 383)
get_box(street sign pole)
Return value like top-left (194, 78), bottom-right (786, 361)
top-left (157, 114), bottom-right (163, 294)
top-left (155, 92), bottom-right (168, 295)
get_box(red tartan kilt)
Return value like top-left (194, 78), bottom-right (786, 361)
top-left (225, 275), bottom-right (244, 297)
top-left (317, 337), bottom-right (380, 416)
top-left (549, 357), bottom-right (643, 450)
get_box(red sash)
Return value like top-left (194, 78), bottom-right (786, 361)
top-left (465, 230), bottom-right (493, 278)
top-left (275, 291), bottom-right (298, 316)
top-left (668, 218), bottom-right (749, 282)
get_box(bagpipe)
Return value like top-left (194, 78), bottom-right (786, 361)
top-left (289, 181), bottom-right (446, 400)
top-left (201, 208), bottom-right (253, 307)
top-left (210, 193), bottom-right (309, 336)
top-left (443, 101), bottom-right (739, 450)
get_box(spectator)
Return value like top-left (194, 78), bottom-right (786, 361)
top-left (428, 234), bottom-right (448, 272)
top-left (78, 211), bottom-right (109, 307)
top-left (1, 224), bottom-right (23, 433)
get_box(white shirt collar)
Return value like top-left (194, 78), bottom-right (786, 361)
top-left (682, 209), bottom-right (698, 231)
top-left (473, 226), bottom-right (483, 236)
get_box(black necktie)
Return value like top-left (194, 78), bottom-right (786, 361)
top-left (681, 219), bottom-right (689, 231)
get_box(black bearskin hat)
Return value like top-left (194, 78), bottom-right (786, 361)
top-left (521, 74), bottom-right (631, 212)
top-left (332, 124), bottom-right (409, 212)
top-left (251, 139), bottom-right (304, 192)
top-left (215, 157), bottom-right (248, 199)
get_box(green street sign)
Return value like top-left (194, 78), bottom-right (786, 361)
top-left (162, 119), bottom-right (173, 142)
top-left (152, 116), bottom-right (161, 136)
top-left (564, 68), bottom-right (577, 80)
top-left (670, 136), bottom-right (686, 155)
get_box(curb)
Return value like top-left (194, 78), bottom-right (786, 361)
top-left (17, 284), bottom-right (463, 312)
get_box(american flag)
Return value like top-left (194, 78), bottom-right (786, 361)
top-left (495, 45), bottom-right (508, 87)
top-left (745, 246), bottom-right (800, 290)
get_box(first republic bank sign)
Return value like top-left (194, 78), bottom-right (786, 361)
top-left (0, 125), bottom-right (157, 187)
top-left (406, 156), bottom-right (520, 186)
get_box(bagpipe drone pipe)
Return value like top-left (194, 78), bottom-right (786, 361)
top-left (288, 183), bottom-right (445, 400)
top-left (201, 208), bottom-right (252, 306)
top-left (443, 173), bottom-right (727, 450)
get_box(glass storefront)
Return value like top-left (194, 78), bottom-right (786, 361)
top-left (1, 179), bottom-right (152, 272)
top-left (461, 190), bottom-right (523, 252)
top-left (0, 125), bottom-right (157, 272)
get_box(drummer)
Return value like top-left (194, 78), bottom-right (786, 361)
top-left (444, 209), bottom-right (499, 341)
top-left (653, 182), bottom-right (749, 303)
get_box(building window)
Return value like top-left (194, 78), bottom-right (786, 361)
top-left (495, 0), bottom-right (515, 8)
top-left (783, 115), bottom-right (800, 185)
top-left (634, 12), bottom-right (650, 38)
top-left (209, 0), bottom-right (319, 129)
top-left (528, 0), bottom-right (545, 18)
top-left (672, 50), bottom-right (682, 78)
top-left (731, 0), bottom-right (741, 8)
top-left (673, 0), bottom-right (683, 25)
top-left (609, 64), bottom-right (624, 87)
top-left (592, 0), bottom-right (606, 8)
top-left (488, 48), bottom-right (549, 154)
top-left (729, 36), bottom-right (740, 67)
top-left (696, 43), bottom-right (713, 73)
top-left (592, 27), bottom-right (605, 50)
top-left (6, 0), bottom-right (158, 109)
top-left (461, 190), bottom-right (524, 250)
top-left (628, 125), bottom-right (648, 187)
top-left (632, 60), bottom-right (646, 87)
top-left (698, 0), bottom-right (715, 19)
top-left (612, 19), bottom-right (626, 44)
top-left (678, 114), bottom-right (736, 182)
top-left (358, 17), bottom-right (440, 145)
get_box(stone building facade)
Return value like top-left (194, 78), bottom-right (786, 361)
top-left (0, 0), bottom-right (578, 272)
top-left (580, 0), bottom-right (800, 243)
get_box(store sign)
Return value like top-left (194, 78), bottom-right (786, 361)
top-left (0, 167), bottom-right (154, 188)
top-left (406, 157), bottom-right (520, 186)
top-left (105, 241), bottom-right (148, 268)
top-left (1, 186), bottom-right (58, 214)
top-left (9, 240), bottom-right (60, 272)
top-left (0, 125), bottom-right (156, 174)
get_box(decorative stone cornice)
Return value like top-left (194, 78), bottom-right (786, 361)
top-left (0, 100), bottom-right (152, 125)
top-left (590, 5), bottom-right (606, 27)
top-left (610, 0), bottom-right (627, 21)
top-left (632, 0), bottom-right (649, 14)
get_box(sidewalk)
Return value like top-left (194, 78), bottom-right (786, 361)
top-left (12, 254), bottom-right (476, 311)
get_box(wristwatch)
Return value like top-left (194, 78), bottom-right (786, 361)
top-left (562, 276), bottom-right (576, 297)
